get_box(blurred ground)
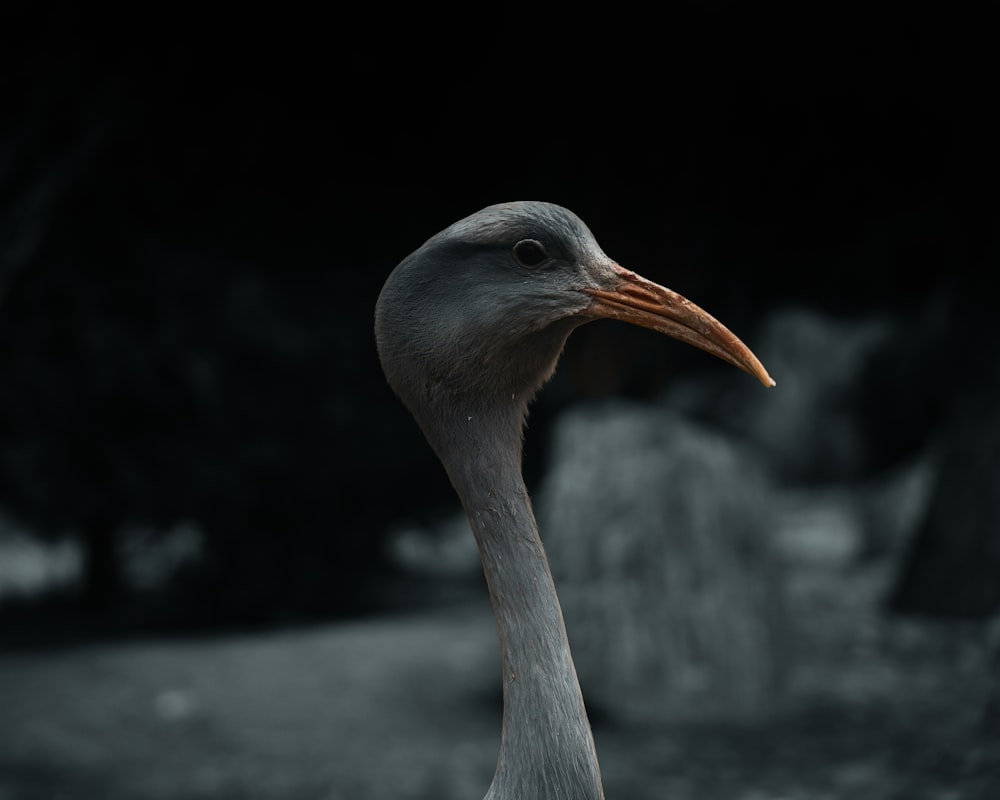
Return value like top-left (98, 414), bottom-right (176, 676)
top-left (0, 551), bottom-right (996, 800)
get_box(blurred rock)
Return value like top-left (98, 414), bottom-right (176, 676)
top-left (0, 512), bottom-right (82, 601)
top-left (537, 402), bottom-right (788, 724)
top-left (890, 383), bottom-right (1000, 619)
top-left (664, 306), bottom-right (893, 482)
top-left (855, 450), bottom-right (937, 559)
top-left (117, 521), bottom-right (204, 593)
top-left (386, 512), bottom-right (479, 579)
top-left (770, 450), bottom-right (936, 568)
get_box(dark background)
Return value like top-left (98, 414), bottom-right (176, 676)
top-left (0, 5), bottom-right (996, 628)
top-left (1, 6), bottom-right (999, 799)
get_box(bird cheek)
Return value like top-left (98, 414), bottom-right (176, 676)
top-left (574, 259), bottom-right (624, 294)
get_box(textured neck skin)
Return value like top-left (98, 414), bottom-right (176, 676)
top-left (433, 399), bottom-right (605, 800)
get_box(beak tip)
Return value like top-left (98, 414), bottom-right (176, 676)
top-left (754, 368), bottom-right (776, 388)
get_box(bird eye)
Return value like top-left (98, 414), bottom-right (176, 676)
top-left (512, 239), bottom-right (549, 268)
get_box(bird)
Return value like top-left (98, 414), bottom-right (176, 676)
top-left (374, 201), bottom-right (774, 800)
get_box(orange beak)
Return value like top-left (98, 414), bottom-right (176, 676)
top-left (583, 264), bottom-right (775, 387)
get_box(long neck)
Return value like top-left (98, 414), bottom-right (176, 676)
top-left (434, 402), bottom-right (604, 800)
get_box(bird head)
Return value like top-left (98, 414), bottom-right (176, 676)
top-left (375, 201), bottom-right (773, 434)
